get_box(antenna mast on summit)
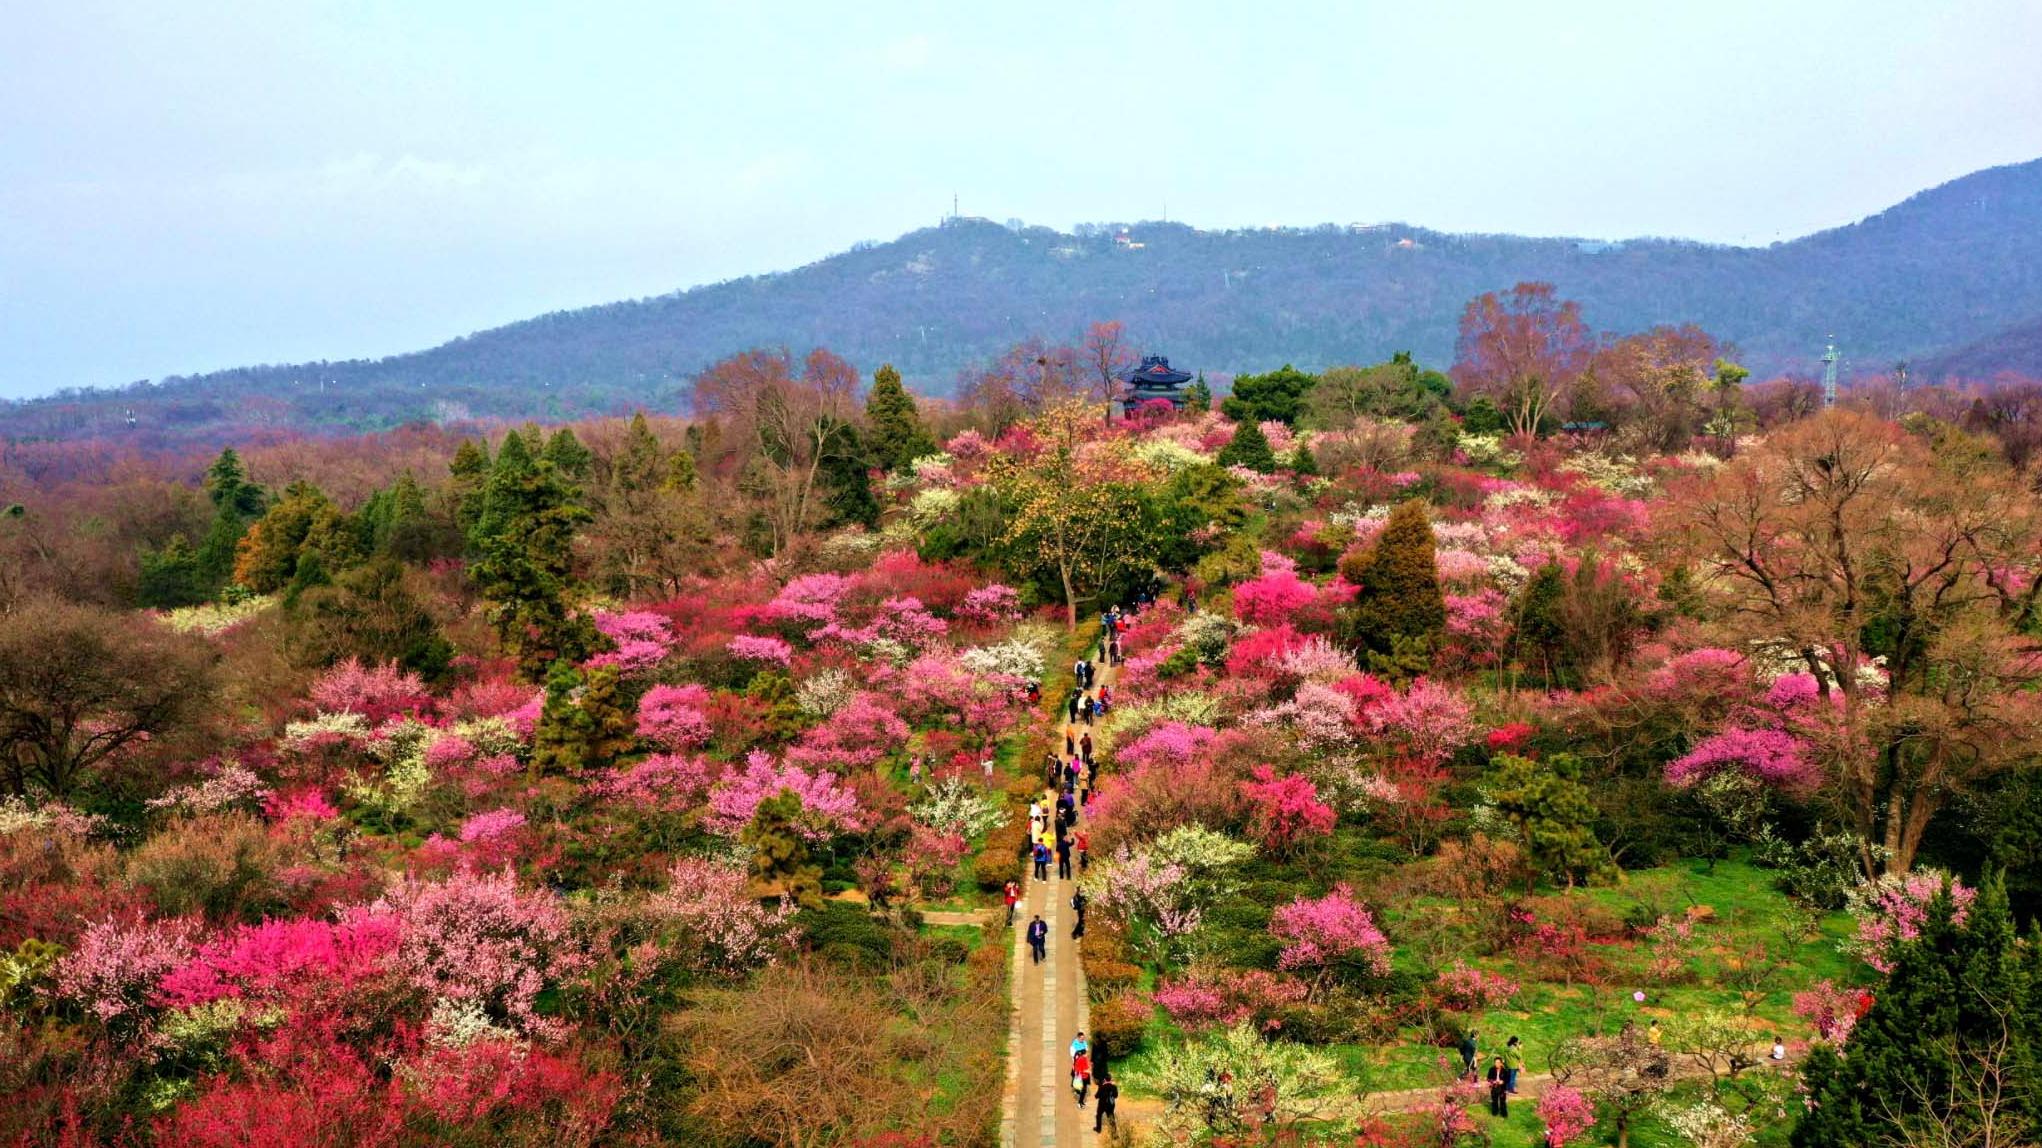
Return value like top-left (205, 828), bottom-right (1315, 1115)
top-left (1821, 338), bottom-right (1840, 408)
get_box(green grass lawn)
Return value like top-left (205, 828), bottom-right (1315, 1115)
top-left (1115, 854), bottom-right (1852, 1148)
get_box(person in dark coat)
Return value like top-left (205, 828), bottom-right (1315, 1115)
top-left (1056, 836), bottom-right (1073, 880)
top-left (1070, 889), bottom-right (1088, 938)
top-left (1093, 1074), bottom-right (1118, 1133)
top-left (1026, 915), bottom-right (1048, 964)
top-left (1486, 1057), bottom-right (1508, 1117)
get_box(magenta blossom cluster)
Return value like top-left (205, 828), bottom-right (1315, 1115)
top-left (1536, 1084), bottom-right (1597, 1146)
top-left (1792, 978), bottom-right (1868, 1044)
top-left (649, 857), bottom-right (802, 974)
top-left (705, 752), bottom-right (861, 840)
top-left (1846, 870), bottom-right (1976, 973)
top-left (308, 658), bottom-right (432, 723)
top-left (1151, 968), bottom-right (1307, 1033)
top-left (957, 583), bottom-right (1022, 622)
top-left (585, 610), bottom-right (674, 676)
top-left (636, 683), bottom-right (713, 751)
top-left (158, 915), bottom-right (401, 1008)
top-left (726, 634), bottom-right (795, 665)
top-left (590, 753), bottom-right (718, 812)
top-left (366, 867), bottom-right (581, 1036)
top-left (1270, 884), bottom-right (1393, 976)
top-left (1666, 726), bottom-right (1819, 792)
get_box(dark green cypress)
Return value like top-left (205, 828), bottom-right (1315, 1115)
top-left (1340, 498), bottom-right (1446, 671)
top-left (865, 364), bottom-right (938, 472)
top-left (1215, 417), bottom-right (1278, 473)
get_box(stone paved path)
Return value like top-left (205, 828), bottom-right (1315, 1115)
top-left (1001, 635), bottom-right (1116, 1147)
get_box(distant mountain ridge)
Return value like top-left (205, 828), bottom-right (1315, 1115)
top-left (10, 157), bottom-right (2042, 443)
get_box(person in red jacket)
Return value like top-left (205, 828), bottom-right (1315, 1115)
top-left (1071, 1049), bottom-right (1093, 1107)
top-left (1002, 880), bottom-right (1019, 925)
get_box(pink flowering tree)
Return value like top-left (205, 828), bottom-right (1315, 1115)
top-left (454, 808), bottom-right (529, 870)
top-left (365, 867), bottom-right (581, 1036)
top-left (1270, 885), bottom-right (1392, 995)
top-left (1151, 968), bottom-right (1308, 1034)
top-left (705, 752), bottom-right (861, 841)
top-left (1366, 678), bottom-right (1476, 767)
top-left (1431, 962), bottom-right (1520, 1012)
top-left (1232, 568), bottom-right (1318, 626)
top-left (585, 610), bottom-right (674, 676)
top-left (726, 634), bottom-right (795, 667)
top-left (308, 658), bottom-right (432, 723)
top-left (1536, 1084), bottom-right (1597, 1146)
top-left (1666, 726), bottom-right (1819, 793)
top-left (636, 683), bottom-right (714, 750)
top-left (763, 573), bottom-right (853, 633)
top-left (1262, 681), bottom-right (1357, 751)
top-left (872, 595), bottom-right (949, 649)
top-left (53, 915), bottom-right (197, 1037)
top-left (957, 583), bottom-right (1022, 623)
top-left (590, 752), bottom-right (719, 814)
top-left (1792, 978), bottom-right (1867, 1045)
top-left (1844, 869), bottom-right (1975, 973)
top-left (158, 916), bottom-right (401, 1008)
top-left (786, 692), bottom-right (910, 771)
top-left (648, 857), bottom-right (801, 975)
top-left (1238, 765), bottom-right (1336, 855)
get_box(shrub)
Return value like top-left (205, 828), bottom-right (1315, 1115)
top-left (1087, 992), bottom-right (1153, 1058)
top-left (974, 815), bottom-right (1028, 892)
top-left (1084, 957), bottom-right (1142, 1003)
top-left (125, 812), bottom-right (289, 923)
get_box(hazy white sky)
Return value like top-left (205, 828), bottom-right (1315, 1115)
top-left (4, 0), bottom-right (2041, 398)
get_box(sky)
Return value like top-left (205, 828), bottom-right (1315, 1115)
top-left (4, 1), bottom-right (2042, 399)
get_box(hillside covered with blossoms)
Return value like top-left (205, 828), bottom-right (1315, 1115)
top-left (4, 290), bottom-right (2042, 1148)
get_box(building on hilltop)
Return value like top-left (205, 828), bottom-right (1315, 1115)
top-left (1116, 354), bottom-right (1193, 417)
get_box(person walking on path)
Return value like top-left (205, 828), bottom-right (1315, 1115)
top-left (1503, 1035), bottom-right (1524, 1093)
top-left (1079, 731), bottom-right (1093, 763)
top-left (1032, 841), bottom-right (1051, 882)
top-left (1067, 691), bottom-right (1081, 723)
top-left (1458, 1030), bottom-right (1479, 1079)
top-left (1056, 835), bottom-right (1073, 880)
top-left (1026, 915), bottom-right (1048, 964)
top-left (1076, 828), bottom-right (1090, 872)
top-left (1070, 1032), bottom-right (1088, 1062)
top-left (1093, 1073), bottom-right (1119, 1134)
top-left (1486, 1057), bottom-right (1509, 1117)
top-left (1072, 1049), bottom-right (1092, 1107)
top-left (1003, 880), bottom-right (1020, 925)
top-left (1070, 889), bottom-right (1088, 938)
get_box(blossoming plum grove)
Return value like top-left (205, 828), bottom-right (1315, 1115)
top-left (4, 307), bottom-right (2041, 1146)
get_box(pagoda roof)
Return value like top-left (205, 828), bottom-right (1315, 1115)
top-left (1118, 355), bottom-right (1192, 386)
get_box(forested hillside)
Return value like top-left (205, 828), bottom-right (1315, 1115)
top-left (9, 158), bottom-right (2042, 445)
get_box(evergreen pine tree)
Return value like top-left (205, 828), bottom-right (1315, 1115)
top-left (471, 433), bottom-right (594, 679)
top-left (1288, 442), bottom-right (1319, 478)
top-left (865, 364), bottom-right (938, 472)
top-left (1340, 498), bottom-right (1446, 670)
top-left (527, 660), bottom-right (593, 780)
top-left (1215, 417), bottom-right (1278, 473)
top-left (1793, 875), bottom-right (2039, 1147)
top-left (744, 789), bottom-right (824, 908)
top-left (543, 427), bottom-right (593, 479)
top-left (616, 413), bottom-right (666, 493)
top-left (448, 439), bottom-right (492, 539)
top-left (137, 534), bottom-right (209, 609)
top-left (820, 421), bottom-right (880, 528)
top-left (1185, 373), bottom-right (1213, 413)
top-left (1484, 753), bottom-right (1613, 887)
top-left (196, 448), bottom-right (266, 593)
top-left (1512, 561), bottom-right (1569, 687)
